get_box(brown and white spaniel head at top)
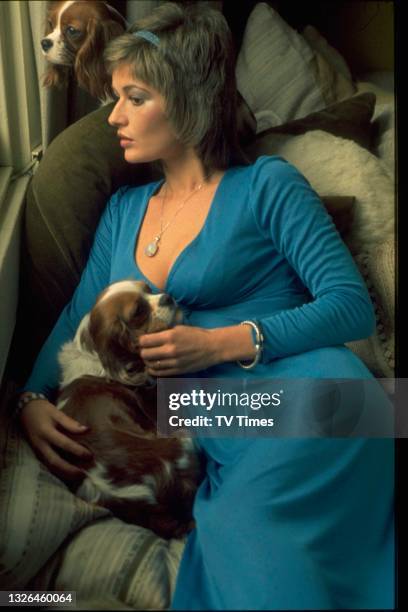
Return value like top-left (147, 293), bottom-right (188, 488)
top-left (59, 280), bottom-right (183, 388)
top-left (41, 0), bottom-right (127, 102)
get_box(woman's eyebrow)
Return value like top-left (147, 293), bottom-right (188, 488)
top-left (113, 84), bottom-right (151, 94)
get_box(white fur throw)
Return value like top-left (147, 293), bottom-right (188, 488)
top-left (248, 129), bottom-right (395, 255)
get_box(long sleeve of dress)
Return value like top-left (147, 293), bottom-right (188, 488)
top-left (250, 156), bottom-right (376, 363)
top-left (21, 187), bottom-right (126, 398)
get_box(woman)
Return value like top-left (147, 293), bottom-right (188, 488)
top-left (18, 3), bottom-right (394, 609)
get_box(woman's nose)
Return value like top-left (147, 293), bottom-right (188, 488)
top-left (108, 100), bottom-right (126, 127)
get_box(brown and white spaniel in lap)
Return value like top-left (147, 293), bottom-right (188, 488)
top-left (57, 280), bottom-right (203, 539)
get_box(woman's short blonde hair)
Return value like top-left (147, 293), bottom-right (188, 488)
top-left (103, 2), bottom-right (248, 173)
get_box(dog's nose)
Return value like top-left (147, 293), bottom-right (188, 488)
top-left (41, 38), bottom-right (53, 52)
top-left (158, 294), bottom-right (175, 307)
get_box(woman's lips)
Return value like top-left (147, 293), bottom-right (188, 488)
top-left (120, 138), bottom-right (133, 147)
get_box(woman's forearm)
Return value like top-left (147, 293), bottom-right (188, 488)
top-left (209, 324), bottom-right (257, 364)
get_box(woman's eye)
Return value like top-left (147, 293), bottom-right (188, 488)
top-left (130, 97), bottom-right (144, 106)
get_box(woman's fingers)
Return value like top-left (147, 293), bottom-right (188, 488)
top-left (140, 344), bottom-right (178, 362)
top-left (49, 428), bottom-right (93, 460)
top-left (145, 357), bottom-right (178, 368)
top-left (20, 400), bottom-right (91, 480)
top-left (54, 410), bottom-right (89, 434)
top-left (40, 443), bottom-right (85, 479)
top-left (146, 359), bottom-right (191, 377)
top-left (147, 368), bottom-right (180, 377)
top-left (51, 411), bottom-right (93, 458)
top-left (145, 358), bottom-right (180, 374)
top-left (139, 330), bottom-right (171, 348)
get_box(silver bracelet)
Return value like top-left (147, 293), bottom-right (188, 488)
top-left (16, 392), bottom-right (48, 417)
top-left (237, 320), bottom-right (264, 370)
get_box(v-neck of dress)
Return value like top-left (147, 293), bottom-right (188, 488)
top-left (133, 169), bottom-right (230, 293)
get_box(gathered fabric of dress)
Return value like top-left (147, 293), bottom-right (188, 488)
top-left (23, 156), bottom-right (394, 610)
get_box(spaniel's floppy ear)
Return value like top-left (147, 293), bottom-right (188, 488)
top-left (117, 311), bottom-right (145, 354)
top-left (80, 324), bottom-right (96, 353)
top-left (42, 63), bottom-right (71, 89)
top-left (104, 319), bottom-right (147, 384)
top-left (89, 307), bottom-right (144, 365)
top-left (75, 17), bottom-right (125, 100)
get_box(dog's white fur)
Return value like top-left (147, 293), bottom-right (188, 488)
top-left (42, 1), bottom-right (77, 65)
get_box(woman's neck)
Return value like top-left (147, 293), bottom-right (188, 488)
top-left (161, 152), bottom-right (222, 198)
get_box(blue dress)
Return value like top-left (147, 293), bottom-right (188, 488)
top-left (23, 156), bottom-right (394, 610)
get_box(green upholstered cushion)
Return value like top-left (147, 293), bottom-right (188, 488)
top-left (13, 104), bottom-right (157, 380)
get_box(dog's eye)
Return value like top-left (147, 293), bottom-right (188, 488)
top-left (47, 19), bottom-right (53, 29)
top-left (66, 26), bottom-right (80, 37)
top-left (130, 301), bottom-right (146, 320)
top-left (129, 300), bottom-right (150, 326)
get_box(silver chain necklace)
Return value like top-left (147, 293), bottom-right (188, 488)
top-left (144, 175), bottom-right (212, 257)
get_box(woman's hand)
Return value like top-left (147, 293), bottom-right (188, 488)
top-left (19, 399), bottom-right (93, 481)
top-left (139, 325), bottom-right (220, 376)
top-left (139, 323), bottom-right (256, 376)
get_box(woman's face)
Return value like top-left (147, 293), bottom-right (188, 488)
top-left (108, 63), bottom-right (183, 164)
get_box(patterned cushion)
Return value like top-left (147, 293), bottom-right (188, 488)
top-left (235, 3), bottom-right (356, 133)
top-left (0, 422), bottom-right (185, 608)
top-left (30, 520), bottom-right (185, 610)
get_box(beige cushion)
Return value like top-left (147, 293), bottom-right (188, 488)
top-left (0, 422), bottom-right (184, 606)
top-left (346, 240), bottom-right (395, 377)
top-left (302, 25), bottom-right (354, 82)
top-left (236, 3), bottom-right (356, 133)
top-left (31, 519), bottom-right (185, 610)
top-left (0, 424), bottom-right (109, 589)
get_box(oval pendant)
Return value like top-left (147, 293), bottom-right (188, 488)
top-left (145, 240), bottom-right (159, 257)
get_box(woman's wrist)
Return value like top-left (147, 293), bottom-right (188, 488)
top-left (15, 392), bottom-right (49, 418)
top-left (209, 325), bottom-right (257, 364)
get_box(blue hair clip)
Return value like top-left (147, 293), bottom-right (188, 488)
top-left (133, 30), bottom-right (160, 47)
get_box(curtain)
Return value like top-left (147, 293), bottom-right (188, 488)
top-left (0, 0), bottom-right (101, 180)
top-left (0, 1), bottom-right (42, 175)
top-left (28, 0), bottom-right (71, 151)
